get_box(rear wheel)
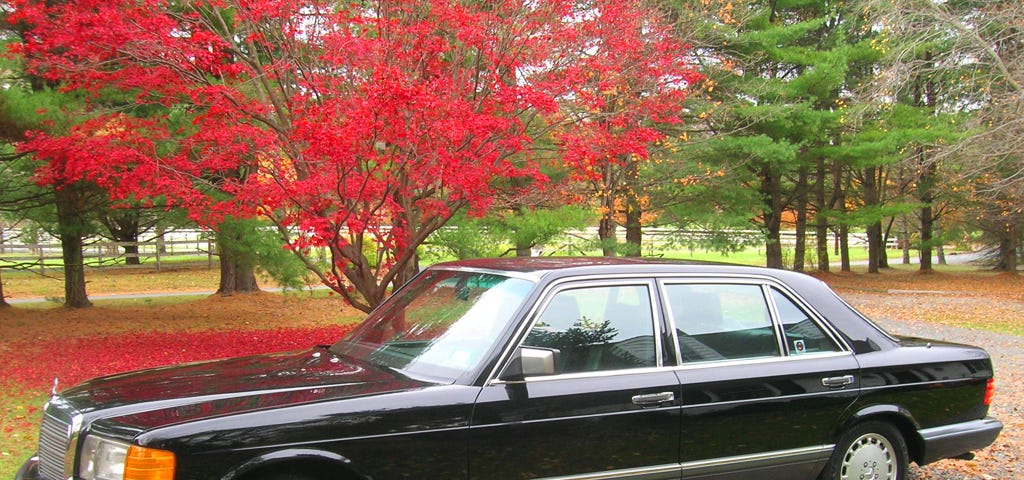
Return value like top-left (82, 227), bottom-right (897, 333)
top-left (821, 421), bottom-right (908, 480)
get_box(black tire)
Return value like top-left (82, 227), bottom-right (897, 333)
top-left (820, 421), bottom-right (909, 480)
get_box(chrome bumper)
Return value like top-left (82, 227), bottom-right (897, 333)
top-left (14, 455), bottom-right (42, 480)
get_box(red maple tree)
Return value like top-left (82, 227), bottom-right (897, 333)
top-left (11, 0), bottom-right (700, 311)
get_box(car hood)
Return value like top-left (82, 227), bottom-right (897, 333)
top-left (60, 347), bottom-right (430, 427)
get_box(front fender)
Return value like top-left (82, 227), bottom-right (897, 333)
top-left (222, 448), bottom-right (368, 480)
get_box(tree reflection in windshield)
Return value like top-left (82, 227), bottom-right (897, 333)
top-left (331, 270), bottom-right (534, 382)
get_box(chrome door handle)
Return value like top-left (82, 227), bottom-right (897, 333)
top-left (632, 392), bottom-right (675, 406)
top-left (822, 375), bottom-right (855, 388)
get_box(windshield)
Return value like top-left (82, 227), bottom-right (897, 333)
top-left (331, 269), bottom-right (534, 383)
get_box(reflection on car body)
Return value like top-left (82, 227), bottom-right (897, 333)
top-left (15, 257), bottom-right (1001, 480)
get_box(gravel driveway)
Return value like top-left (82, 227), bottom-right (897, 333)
top-left (843, 292), bottom-right (1023, 480)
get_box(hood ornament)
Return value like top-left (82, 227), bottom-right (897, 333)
top-left (51, 377), bottom-right (59, 396)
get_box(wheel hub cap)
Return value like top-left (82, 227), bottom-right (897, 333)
top-left (841, 433), bottom-right (896, 480)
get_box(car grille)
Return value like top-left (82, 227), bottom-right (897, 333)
top-left (37, 397), bottom-right (80, 480)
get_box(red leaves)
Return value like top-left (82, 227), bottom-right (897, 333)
top-left (10, 0), bottom-right (702, 311)
top-left (3, 324), bottom-right (354, 393)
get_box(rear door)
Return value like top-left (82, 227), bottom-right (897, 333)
top-left (468, 279), bottom-right (682, 479)
top-left (662, 281), bottom-right (860, 480)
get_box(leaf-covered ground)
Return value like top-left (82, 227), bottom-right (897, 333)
top-left (1, 268), bottom-right (1021, 479)
top-left (0, 292), bottom-right (359, 479)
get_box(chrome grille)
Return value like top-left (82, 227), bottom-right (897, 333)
top-left (37, 397), bottom-right (80, 480)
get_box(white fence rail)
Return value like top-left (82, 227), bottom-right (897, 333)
top-left (0, 231), bottom-right (215, 272)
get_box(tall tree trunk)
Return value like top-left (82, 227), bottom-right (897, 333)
top-left (918, 152), bottom-right (937, 272)
top-left (596, 159), bottom-right (621, 257)
top-left (901, 217), bottom-right (912, 264)
top-left (839, 223), bottom-right (851, 272)
top-left (0, 269), bottom-right (8, 308)
top-left (760, 167), bottom-right (784, 269)
top-left (217, 249), bottom-right (259, 295)
top-left (100, 208), bottom-right (142, 265)
top-left (862, 166), bottom-right (884, 273)
top-left (866, 222), bottom-right (884, 274)
top-left (994, 225), bottom-right (1019, 272)
top-left (55, 186), bottom-right (92, 308)
top-left (936, 226), bottom-right (947, 265)
top-left (793, 167), bottom-right (809, 272)
top-left (598, 190), bottom-right (617, 257)
top-left (814, 157), bottom-right (830, 272)
top-left (214, 227), bottom-right (259, 296)
top-left (623, 156), bottom-right (642, 257)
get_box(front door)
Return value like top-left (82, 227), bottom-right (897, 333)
top-left (468, 281), bottom-right (682, 480)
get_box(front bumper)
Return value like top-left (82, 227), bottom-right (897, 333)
top-left (919, 417), bottom-right (1004, 465)
top-left (14, 455), bottom-right (41, 480)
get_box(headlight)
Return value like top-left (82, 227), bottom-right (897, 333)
top-left (78, 435), bottom-right (175, 480)
top-left (79, 435), bottom-right (128, 480)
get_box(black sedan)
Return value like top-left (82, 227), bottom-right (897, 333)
top-left (16, 257), bottom-right (1001, 480)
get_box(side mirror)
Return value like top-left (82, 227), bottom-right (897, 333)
top-left (499, 346), bottom-right (559, 382)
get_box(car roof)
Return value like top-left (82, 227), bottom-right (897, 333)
top-left (431, 256), bottom-right (795, 280)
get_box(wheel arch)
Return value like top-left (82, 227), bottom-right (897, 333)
top-left (842, 404), bottom-right (926, 465)
top-left (221, 448), bottom-right (368, 480)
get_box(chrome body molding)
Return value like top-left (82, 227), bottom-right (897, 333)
top-left (680, 445), bottom-right (834, 478)
top-left (530, 446), bottom-right (836, 480)
top-left (532, 463), bottom-right (680, 480)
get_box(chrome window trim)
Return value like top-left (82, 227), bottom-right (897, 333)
top-left (764, 284), bottom-right (850, 354)
top-left (486, 272), bottom-right (857, 385)
top-left (657, 276), bottom-right (852, 367)
top-left (669, 349), bottom-right (853, 371)
top-left (428, 265), bottom-right (543, 282)
top-left (486, 277), bottom-right (663, 386)
top-left (659, 280), bottom-right (783, 363)
top-left (490, 365), bottom-right (675, 385)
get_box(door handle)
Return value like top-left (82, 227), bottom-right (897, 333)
top-left (632, 392), bottom-right (675, 406)
top-left (821, 375), bottom-right (855, 388)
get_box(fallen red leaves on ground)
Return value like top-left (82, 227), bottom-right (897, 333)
top-left (4, 324), bottom-right (355, 394)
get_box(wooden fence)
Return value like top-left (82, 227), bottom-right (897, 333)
top-left (0, 238), bottom-right (215, 272)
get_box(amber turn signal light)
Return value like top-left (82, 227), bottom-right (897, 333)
top-left (125, 445), bottom-right (176, 480)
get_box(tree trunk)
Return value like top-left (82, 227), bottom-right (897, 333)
top-left (901, 218), bottom-right (911, 264)
top-left (100, 208), bottom-right (142, 265)
top-left (0, 269), bottom-right (8, 308)
top-left (215, 237), bottom-right (259, 296)
top-left (919, 203), bottom-right (935, 272)
top-left (122, 243), bottom-right (141, 265)
top-left (624, 201), bottom-right (642, 257)
top-left (866, 221), bottom-right (884, 274)
top-left (623, 156), bottom-right (642, 257)
top-left (814, 157), bottom-right (829, 272)
top-left (793, 167), bottom-right (809, 272)
top-left (936, 226), bottom-right (946, 265)
top-left (994, 225), bottom-right (1019, 273)
top-left (55, 186), bottom-right (92, 308)
top-left (839, 224), bottom-right (851, 272)
top-left (758, 166), bottom-right (785, 269)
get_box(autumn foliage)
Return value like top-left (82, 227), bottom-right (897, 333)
top-left (9, 0), bottom-right (700, 311)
